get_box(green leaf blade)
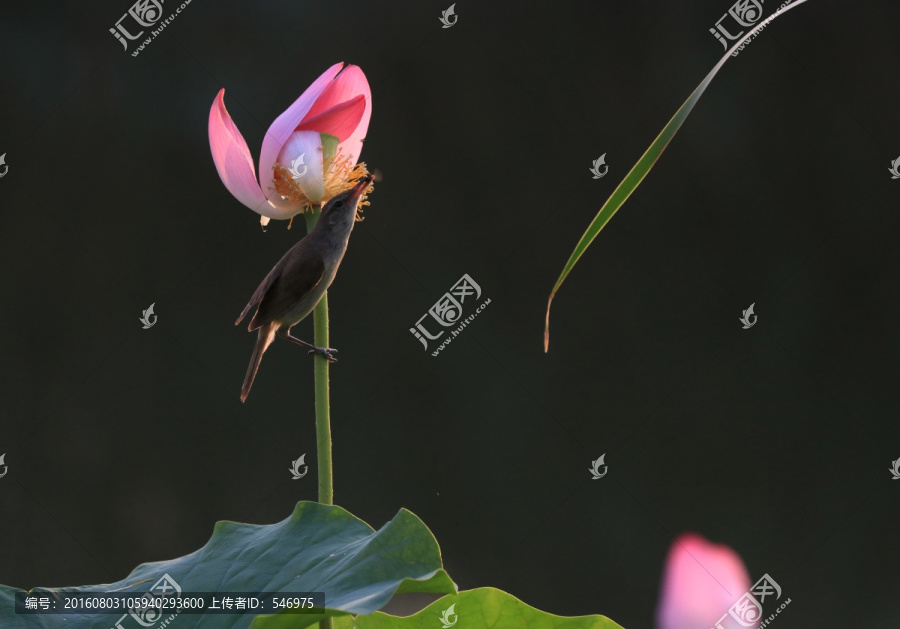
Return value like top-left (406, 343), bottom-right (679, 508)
top-left (0, 502), bottom-right (454, 629)
top-left (544, 0), bottom-right (811, 351)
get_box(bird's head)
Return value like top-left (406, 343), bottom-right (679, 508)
top-left (317, 174), bottom-right (374, 234)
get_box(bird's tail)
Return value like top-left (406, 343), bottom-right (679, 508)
top-left (241, 323), bottom-right (277, 403)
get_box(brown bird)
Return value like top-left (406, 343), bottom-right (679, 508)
top-left (236, 174), bottom-right (374, 402)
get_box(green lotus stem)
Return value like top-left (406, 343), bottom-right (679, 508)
top-left (305, 208), bottom-right (334, 508)
top-left (306, 206), bottom-right (336, 629)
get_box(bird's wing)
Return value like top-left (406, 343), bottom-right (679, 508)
top-left (236, 260), bottom-right (283, 328)
top-left (248, 246), bottom-right (326, 331)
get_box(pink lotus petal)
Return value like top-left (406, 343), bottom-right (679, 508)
top-left (313, 65), bottom-right (372, 165)
top-left (296, 94), bottom-right (366, 143)
top-left (258, 62), bottom-right (344, 196)
top-left (262, 193), bottom-right (303, 215)
top-left (208, 89), bottom-right (268, 212)
top-left (303, 64), bottom-right (370, 123)
top-left (656, 533), bottom-right (756, 629)
top-left (278, 130), bottom-right (327, 204)
top-left (336, 137), bottom-right (365, 168)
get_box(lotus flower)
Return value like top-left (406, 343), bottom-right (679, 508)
top-left (209, 62), bottom-right (372, 226)
top-left (656, 533), bottom-right (755, 629)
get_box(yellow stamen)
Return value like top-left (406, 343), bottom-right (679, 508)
top-left (271, 152), bottom-right (373, 222)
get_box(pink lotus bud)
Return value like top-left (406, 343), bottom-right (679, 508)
top-left (656, 533), bottom-right (756, 629)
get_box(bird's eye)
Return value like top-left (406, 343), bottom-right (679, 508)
top-left (334, 200), bottom-right (343, 208)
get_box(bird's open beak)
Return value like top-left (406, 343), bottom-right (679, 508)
top-left (349, 174), bottom-right (374, 202)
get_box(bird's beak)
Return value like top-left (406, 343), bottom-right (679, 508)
top-left (349, 174), bottom-right (374, 202)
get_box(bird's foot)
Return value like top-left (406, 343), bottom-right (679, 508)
top-left (308, 346), bottom-right (338, 363)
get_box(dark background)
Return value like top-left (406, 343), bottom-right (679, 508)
top-left (1, 0), bottom-right (898, 627)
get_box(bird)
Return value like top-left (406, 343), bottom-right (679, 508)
top-left (236, 173), bottom-right (374, 402)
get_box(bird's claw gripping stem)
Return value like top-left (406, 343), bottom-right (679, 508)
top-left (308, 346), bottom-right (338, 362)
